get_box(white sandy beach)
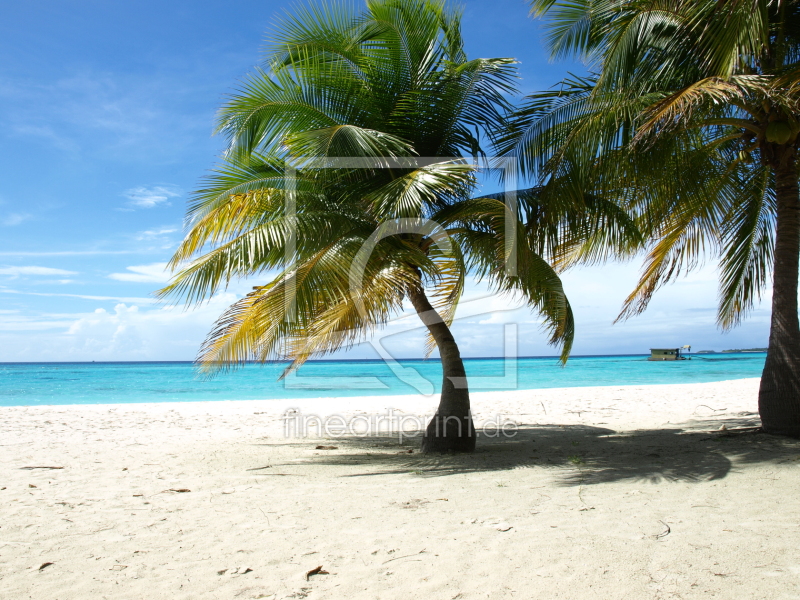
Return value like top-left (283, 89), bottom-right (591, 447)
top-left (2, 378), bottom-right (799, 599)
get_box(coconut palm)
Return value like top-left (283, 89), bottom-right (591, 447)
top-left (158, 0), bottom-right (575, 452)
top-left (501, 0), bottom-right (800, 437)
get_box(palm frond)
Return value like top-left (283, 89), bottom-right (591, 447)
top-left (163, 0), bottom-right (575, 378)
top-left (717, 164), bottom-right (775, 328)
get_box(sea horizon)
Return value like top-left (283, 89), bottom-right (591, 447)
top-left (0, 352), bottom-right (767, 407)
top-left (0, 350), bottom-right (766, 365)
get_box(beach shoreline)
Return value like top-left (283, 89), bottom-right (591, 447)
top-left (0, 375), bottom-right (764, 415)
top-left (3, 377), bottom-right (799, 599)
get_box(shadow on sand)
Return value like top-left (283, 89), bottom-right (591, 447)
top-left (260, 414), bottom-right (800, 485)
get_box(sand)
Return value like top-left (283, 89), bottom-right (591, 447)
top-left (2, 377), bottom-right (799, 599)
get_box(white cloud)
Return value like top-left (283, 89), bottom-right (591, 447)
top-left (136, 226), bottom-right (179, 240)
top-left (0, 293), bottom-right (240, 361)
top-left (0, 261), bottom-right (778, 362)
top-left (0, 289), bottom-right (154, 303)
top-left (124, 186), bottom-right (180, 208)
top-left (0, 312), bottom-right (77, 331)
top-left (0, 250), bottom-right (135, 257)
top-left (2, 69), bottom-right (222, 168)
top-left (364, 264), bottom-right (773, 359)
top-left (108, 262), bottom-right (171, 283)
top-left (1, 213), bottom-right (32, 226)
top-left (0, 266), bottom-right (78, 276)
top-left (11, 124), bottom-right (78, 152)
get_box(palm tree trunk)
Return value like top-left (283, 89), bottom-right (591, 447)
top-left (406, 285), bottom-right (476, 453)
top-left (759, 152), bottom-right (800, 437)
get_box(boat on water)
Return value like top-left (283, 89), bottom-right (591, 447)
top-left (648, 345), bottom-right (692, 361)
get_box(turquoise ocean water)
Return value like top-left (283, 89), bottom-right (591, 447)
top-left (0, 353), bottom-right (766, 407)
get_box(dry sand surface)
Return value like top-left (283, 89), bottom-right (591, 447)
top-left (2, 377), bottom-right (800, 599)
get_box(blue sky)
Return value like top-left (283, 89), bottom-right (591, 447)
top-left (0, 0), bottom-right (771, 361)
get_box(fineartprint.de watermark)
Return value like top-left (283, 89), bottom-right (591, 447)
top-left (281, 408), bottom-right (519, 442)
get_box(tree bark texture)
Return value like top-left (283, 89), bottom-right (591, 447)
top-left (759, 150), bottom-right (800, 437)
top-left (407, 285), bottom-right (476, 453)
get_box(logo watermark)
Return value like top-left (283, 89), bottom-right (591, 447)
top-left (279, 156), bottom-right (525, 395)
top-left (281, 408), bottom-right (519, 443)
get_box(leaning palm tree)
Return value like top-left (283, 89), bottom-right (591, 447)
top-left (501, 0), bottom-right (800, 436)
top-left (158, 0), bottom-right (575, 452)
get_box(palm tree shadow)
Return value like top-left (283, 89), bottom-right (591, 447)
top-left (267, 414), bottom-right (800, 486)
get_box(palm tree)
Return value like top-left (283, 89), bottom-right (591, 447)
top-left (501, 0), bottom-right (800, 436)
top-left (158, 0), bottom-right (575, 453)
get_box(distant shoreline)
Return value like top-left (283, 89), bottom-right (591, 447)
top-left (0, 351), bottom-right (768, 366)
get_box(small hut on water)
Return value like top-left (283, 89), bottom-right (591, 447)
top-left (648, 346), bottom-right (691, 361)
